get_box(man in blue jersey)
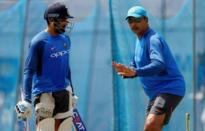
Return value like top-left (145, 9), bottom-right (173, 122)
top-left (113, 6), bottom-right (185, 131)
top-left (15, 2), bottom-right (76, 131)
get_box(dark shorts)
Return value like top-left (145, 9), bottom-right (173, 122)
top-left (34, 89), bottom-right (70, 119)
top-left (146, 93), bottom-right (183, 125)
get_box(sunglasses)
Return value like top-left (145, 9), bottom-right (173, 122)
top-left (127, 17), bottom-right (144, 23)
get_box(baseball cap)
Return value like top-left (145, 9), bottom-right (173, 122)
top-left (126, 6), bottom-right (148, 20)
top-left (44, 2), bottom-right (74, 20)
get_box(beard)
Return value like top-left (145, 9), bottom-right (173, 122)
top-left (54, 25), bottom-right (66, 34)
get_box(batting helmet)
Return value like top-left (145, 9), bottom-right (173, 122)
top-left (44, 2), bottom-right (74, 20)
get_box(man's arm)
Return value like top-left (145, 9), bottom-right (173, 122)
top-left (135, 36), bottom-right (165, 76)
top-left (15, 42), bottom-right (41, 121)
top-left (134, 59), bottom-right (165, 76)
top-left (113, 60), bottom-right (165, 78)
top-left (113, 37), bottom-right (166, 78)
top-left (22, 42), bottom-right (41, 103)
top-left (67, 67), bottom-right (75, 95)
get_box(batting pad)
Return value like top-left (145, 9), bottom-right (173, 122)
top-left (58, 117), bottom-right (73, 131)
top-left (36, 118), bottom-right (55, 131)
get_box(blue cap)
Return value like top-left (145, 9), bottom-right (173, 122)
top-left (126, 6), bottom-right (147, 20)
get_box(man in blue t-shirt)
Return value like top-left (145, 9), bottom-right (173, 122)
top-left (113, 6), bottom-right (185, 131)
top-left (15, 2), bottom-right (76, 131)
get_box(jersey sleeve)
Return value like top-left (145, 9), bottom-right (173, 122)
top-left (130, 56), bottom-right (137, 68)
top-left (22, 41), bottom-right (43, 102)
top-left (65, 35), bottom-right (74, 94)
top-left (135, 59), bottom-right (165, 76)
top-left (67, 67), bottom-right (75, 95)
top-left (135, 37), bottom-right (166, 76)
top-left (149, 36), bottom-right (164, 63)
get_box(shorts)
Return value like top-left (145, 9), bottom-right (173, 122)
top-left (34, 89), bottom-right (72, 121)
top-left (146, 93), bottom-right (183, 125)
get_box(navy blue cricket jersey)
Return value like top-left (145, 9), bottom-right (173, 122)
top-left (22, 30), bottom-right (72, 102)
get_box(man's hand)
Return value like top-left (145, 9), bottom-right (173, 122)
top-left (112, 61), bottom-right (136, 78)
top-left (15, 100), bottom-right (32, 121)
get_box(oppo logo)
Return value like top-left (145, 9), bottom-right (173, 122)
top-left (50, 50), bottom-right (70, 58)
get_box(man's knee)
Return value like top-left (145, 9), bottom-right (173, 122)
top-left (144, 114), bottom-right (164, 131)
top-left (144, 122), bottom-right (162, 131)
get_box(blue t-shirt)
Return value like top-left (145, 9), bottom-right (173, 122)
top-left (131, 28), bottom-right (185, 100)
top-left (22, 31), bottom-right (72, 102)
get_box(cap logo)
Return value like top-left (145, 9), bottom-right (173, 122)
top-left (47, 13), bottom-right (59, 18)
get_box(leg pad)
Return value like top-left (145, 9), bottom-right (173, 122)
top-left (37, 118), bottom-right (55, 131)
top-left (58, 117), bottom-right (73, 131)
